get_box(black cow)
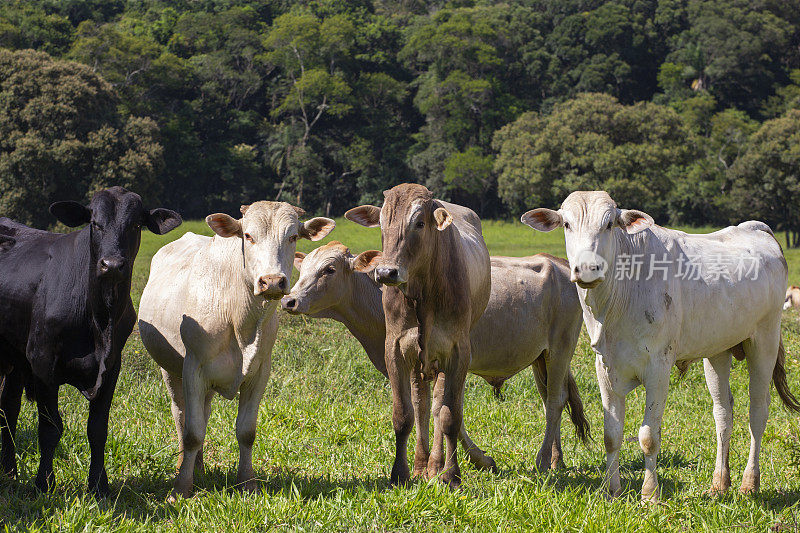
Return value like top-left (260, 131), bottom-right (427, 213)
top-left (0, 186), bottom-right (181, 496)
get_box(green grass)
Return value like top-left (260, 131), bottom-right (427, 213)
top-left (3, 219), bottom-right (800, 531)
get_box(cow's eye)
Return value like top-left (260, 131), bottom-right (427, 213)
top-left (289, 234), bottom-right (298, 243)
top-left (244, 233), bottom-right (254, 243)
top-left (416, 220), bottom-right (425, 229)
top-left (606, 220), bottom-right (613, 230)
top-left (563, 222), bottom-right (570, 231)
top-left (324, 265), bottom-right (336, 275)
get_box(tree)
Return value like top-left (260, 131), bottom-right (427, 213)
top-left (0, 49), bottom-right (163, 228)
top-left (493, 93), bottom-right (697, 220)
top-left (443, 147), bottom-right (494, 216)
top-left (665, 0), bottom-right (792, 114)
top-left (728, 109), bottom-right (800, 247)
top-left (264, 9), bottom-right (355, 207)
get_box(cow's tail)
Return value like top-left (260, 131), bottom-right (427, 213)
top-left (774, 340), bottom-right (800, 413)
top-left (565, 371), bottom-right (591, 445)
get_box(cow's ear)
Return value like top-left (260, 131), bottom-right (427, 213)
top-left (617, 209), bottom-right (653, 234)
top-left (294, 251), bottom-right (306, 270)
top-left (240, 204), bottom-right (250, 215)
top-left (291, 205), bottom-right (306, 217)
top-left (206, 213), bottom-right (242, 237)
top-left (520, 208), bottom-right (562, 232)
top-left (351, 250), bottom-right (382, 272)
top-left (300, 217), bottom-right (335, 241)
top-left (345, 205), bottom-right (380, 227)
top-left (0, 234), bottom-right (15, 251)
top-left (433, 207), bottom-right (453, 231)
top-left (145, 208), bottom-right (182, 235)
top-left (50, 201), bottom-right (91, 227)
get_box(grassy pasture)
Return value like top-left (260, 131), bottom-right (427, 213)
top-left (3, 219), bottom-right (800, 531)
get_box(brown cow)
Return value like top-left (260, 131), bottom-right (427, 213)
top-left (345, 184), bottom-right (491, 489)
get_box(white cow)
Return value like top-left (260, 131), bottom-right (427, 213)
top-left (138, 202), bottom-right (334, 498)
top-left (522, 191), bottom-right (800, 501)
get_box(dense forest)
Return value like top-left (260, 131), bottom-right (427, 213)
top-left (0, 0), bottom-right (799, 243)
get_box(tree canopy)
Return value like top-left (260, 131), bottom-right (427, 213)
top-left (0, 0), bottom-right (799, 241)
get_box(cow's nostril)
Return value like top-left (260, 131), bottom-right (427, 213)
top-left (279, 278), bottom-right (287, 290)
top-left (285, 298), bottom-right (296, 309)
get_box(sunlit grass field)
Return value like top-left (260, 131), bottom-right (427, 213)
top-left (3, 218), bottom-right (800, 531)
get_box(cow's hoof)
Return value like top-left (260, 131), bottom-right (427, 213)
top-left (471, 454), bottom-right (497, 473)
top-left (426, 455), bottom-right (444, 479)
top-left (442, 473), bottom-right (461, 491)
top-left (703, 486), bottom-right (727, 497)
top-left (739, 484), bottom-right (759, 496)
top-left (34, 472), bottom-right (54, 493)
top-left (241, 480), bottom-right (259, 493)
top-left (739, 471), bottom-right (759, 495)
top-left (390, 463), bottom-right (410, 487)
top-left (640, 490), bottom-right (660, 504)
top-left (413, 452), bottom-right (429, 477)
top-left (534, 454), bottom-right (550, 473)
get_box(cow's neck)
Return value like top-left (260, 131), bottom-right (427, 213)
top-left (319, 271), bottom-right (386, 369)
top-left (582, 228), bottom-right (648, 342)
top-left (213, 235), bottom-right (272, 338)
top-left (79, 227), bottom-right (127, 399)
top-left (406, 228), bottom-right (465, 315)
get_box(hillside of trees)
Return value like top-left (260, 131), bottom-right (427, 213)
top-left (1, 1), bottom-right (799, 243)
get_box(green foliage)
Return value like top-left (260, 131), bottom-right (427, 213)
top-left (494, 93), bottom-right (697, 220)
top-left (1, 0), bottom-right (800, 234)
top-left (0, 49), bottom-right (163, 227)
top-left (729, 109), bottom-right (800, 245)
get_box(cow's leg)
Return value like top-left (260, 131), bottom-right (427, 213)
top-left (387, 337), bottom-right (413, 487)
top-left (639, 362), bottom-right (670, 503)
top-left (427, 373), bottom-right (445, 477)
top-left (0, 368), bottom-right (25, 478)
top-left (198, 391), bottom-right (214, 474)
top-left (458, 424), bottom-right (497, 472)
top-left (438, 338), bottom-right (469, 490)
top-left (740, 326), bottom-right (780, 495)
top-left (411, 372), bottom-right (431, 477)
top-left (86, 355), bottom-right (121, 497)
top-left (703, 351), bottom-right (733, 495)
top-left (172, 357), bottom-right (208, 499)
top-left (162, 369), bottom-right (211, 475)
top-left (532, 360), bottom-right (563, 468)
top-left (536, 352), bottom-right (570, 471)
top-left (34, 381), bottom-right (62, 492)
top-left (235, 362), bottom-right (270, 493)
top-left (596, 354), bottom-right (625, 498)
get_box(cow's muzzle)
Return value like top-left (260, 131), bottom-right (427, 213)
top-left (280, 294), bottom-right (307, 314)
top-left (375, 265), bottom-right (406, 286)
top-left (98, 256), bottom-right (126, 278)
top-left (256, 274), bottom-right (289, 299)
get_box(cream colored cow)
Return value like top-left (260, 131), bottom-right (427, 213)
top-left (138, 202), bottom-right (333, 498)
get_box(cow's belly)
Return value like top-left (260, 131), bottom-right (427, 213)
top-left (675, 280), bottom-right (782, 358)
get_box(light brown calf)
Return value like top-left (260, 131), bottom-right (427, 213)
top-left (345, 184), bottom-right (491, 489)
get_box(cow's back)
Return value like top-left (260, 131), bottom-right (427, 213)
top-left (138, 232), bottom-right (209, 375)
top-left (440, 201), bottom-right (491, 325)
top-left (470, 254), bottom-right (580, 376)
top-left (0, 219), bottom-right (63, 353)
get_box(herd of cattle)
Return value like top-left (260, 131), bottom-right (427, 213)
top-left (0, 183), bottom-right (798, 504)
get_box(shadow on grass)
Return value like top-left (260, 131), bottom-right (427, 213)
top-left (490, 449), bottom-right (693, 501)
top-left (0, 461), bottom-right (393, 527)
